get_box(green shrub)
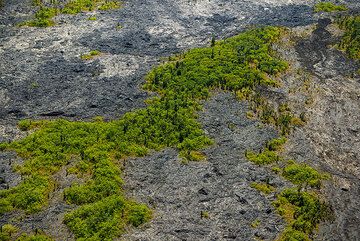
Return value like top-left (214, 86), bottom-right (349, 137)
top-left (266, 137), bottom-right (287, 151)
top-left (98, 1), bottom-right (121, 11)
top-left (246, 149), bottom-right (281, 165)
top-left (250, 182), bottom-right (275, 195)
top-left (273, 189), bottom-right (330, 236)
top-left (337, 15), bottom-right (360, 60)
top-left (16, 233), bottom-right (53, 241)
top-left (81, 50), bottom-right (101, 60)
top-left (314, 2), bottom-right (347, 12)
top-left (251, 219), bottom-right (261, 228)
top-left (282, 163), bottom-right (328, 190)
top-left (64, 195), bottom-right (152, 240)
top-left (35, 7), bottom-right (58, 19)
top-left (18, 120), bottom-right (32, 131)
top-left (61, 0), bottom-right (96, 14)
top-left (0, 175), bottom-right (51, 214)
top-left (23, 7), bottom-right (58, 27)
top-left (278, 227), bottom-right (310, 241)
top-left (201, 211), bottom-right (210, 219)
top-left (0, 224), bottom-right (18, 240)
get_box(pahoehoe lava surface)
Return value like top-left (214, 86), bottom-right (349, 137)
top-left (292, 17), bottom-right (360, 241)
top-left (1, 0), bottom-right (360, 240)
top-left (123, 93), bottom-right (284, 241)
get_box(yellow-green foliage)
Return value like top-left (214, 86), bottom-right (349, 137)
top-left (246, 96), bottom-right (302, 135)
top-left (246, 138), bottom-right (330, 240)
top-left (81, 50), bottom-right (101, 60)
top-left (23, 0), bottom-right (121, 27)
top-left (88, 16), bottom-right (97, 20)
top-left (22, 7), bottom-right (58, 27)
top-left (246, 137), bottom-right (286, 165)
top-left (0, 27), bottom-right (288, 240)
top-left (64, 196), bottom-right (151, 240)
top-left (246, 149), bottom-right (281, 165)
top-left (98, 1), bottom-right (121, 11)
top-left (200, 211), bottom-right (210, 219)
top-left (337, 15), bottom-right (360, 60)
top-left (282, 162), bottom-right (329, 190)
top-left (251, 182), bottom-right (275, 195)
top-left (0, 224), bottom-right (18, 240)
top-left (251, 219), bottom-right (261, 228)
top-left (0, 175), bottom-right (51, 214)
top-left (16, 233), bottom-right (53, 241)
top-left (273, 189), bottom-right (330, 240)
top-left (62, 0), bottom-right (120, 14)
top-left (266, 137), bottom-right (286, 151)
top-left (277, 227), bottom-right (310, 241)
top-left (314, 2), bottom-right (347, 13)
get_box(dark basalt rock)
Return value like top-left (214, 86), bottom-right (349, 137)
top-left (0, 0), bottom-right (360, 240)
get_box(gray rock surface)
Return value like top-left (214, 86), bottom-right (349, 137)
top-left (1, 0), bottom-right (360, 240)
top-left (123, 93), bottom-right (286, 241)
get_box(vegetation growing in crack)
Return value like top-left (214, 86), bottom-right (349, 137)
top-left (21, 0), bottom-right (121, 27)
top-left (250, 182), bottom-right (275, 195)
top-left (314, 2), bottom-right (347, 13)
top-left (245, 137), bottom-right (285, 165)
top-left (337, 15), bottom-right (360, 61)
top-left (81, 50), bottom-right (101, 60)
top-left (0, 27), bottom-right (289, 240)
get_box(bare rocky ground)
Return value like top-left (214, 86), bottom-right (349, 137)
top-left (1, 0), bottom-right (360, 240)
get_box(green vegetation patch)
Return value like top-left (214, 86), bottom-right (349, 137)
top-left (0, 224), bottom-right (18, 241)
top-left (250, 182), bottom-right (275, 195)
top-left (273, 189), bottom-right (330, 240)
top-left (88, 16), bottom-right (97, 20)
top-left (0, 27), bottom-right (290, 239)
top-left (64, 195), bottom-right (151, 240)
top-left (282, 162), bottom-right (329, 191)
top-left (62, 0), bottom-right (121, 14)
top-left (16, 233), bottom-right (53, 241)
top-left (246, 146), bottom-right (331, 240)
top-left (245, 137), bottom-right (285, 165)
top-left (337, 15), bottom-right (360, 60)
top-left (22, 0), bottom-right (121, 27)
top-left (246, 148), bottom-right (281, 165)
top-left (22, 7), bottom-right (58, 27)
top-left (0, 224), bottom-right (53, 241)
top-left (246, 139), bottom-right (331, 240)
top-left (81, 50), bottom-right (101, 60)
top-left (0, 26), bottom-right (288, 239)
top-left (314, 2), bottom-right (347, 13)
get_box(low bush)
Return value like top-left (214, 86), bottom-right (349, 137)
top-left (274, 188), bottom-right (330, 238)
top-left (282, 162), bottom-right (329, 191)
top-left (81, 50), bottom-right (101, 60)
top-left (337, 15), bottom-right (360, 60)
top-left (250, 182), bottom-right (275, 195)
top-left (246, 137), bottom-right (286, 165)
top-left (314, 2), bottom-right (347, 13)
top-left (64, 195), bottom-right (152, 240)
top-left (246, 149), bottom-right (281, 165)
